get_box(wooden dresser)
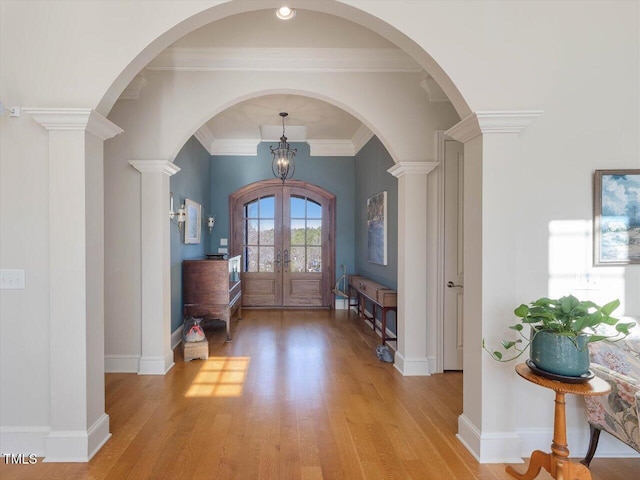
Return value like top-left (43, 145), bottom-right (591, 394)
top-left (348, 275), bottom-right (397, 345)
top-left (182, 255), bottom-right (242, 342)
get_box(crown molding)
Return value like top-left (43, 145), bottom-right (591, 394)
top-left (388, 161), bottom-right (440, 178)
top-left (352, 124), bottom-right (374, 154)
top-left (194, 125), bottom-right (215, 155)
top-left (211, 139), bottom-right (261, 156)
top-left (129, 159), bottom-right (180, 176)
top-left (147, 47), bottom-right (423, 73)
top-left (118, 74), bottom-right (148, 101)
top-left (24, 108), bottom-right (123, 139)
top-left (307, 139), bottom-right (355, 157)
top-left (420, 75), bottom-right (450, 103)
top-left (445, 110), bottom-right (543, 143)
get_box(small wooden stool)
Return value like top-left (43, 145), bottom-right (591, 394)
top-left (183, 339), bottom-right (208, 361)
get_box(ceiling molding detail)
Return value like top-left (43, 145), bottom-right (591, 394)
top-left (118, 74), bottom-right (149, 101)
top-left (129, 159), bottom-right (180, 176)
top-left (147, 47), bottom-right (423, 73)
top-left (307, 140), bottom-right (355, 157)
top-left (211, 139), bottom-right (261, 156)
top-left (260, 125), bottom-right (307, 142)
top-left (194, 125), bottom-right (215, 155)
top-left (351, 124), bottom-right (374, 154)
top-left (24, 108), bottom-right (123, 139)
top-left (445, 110), bottom-right (544, 143)
top-left (420, 75), bottom-right (450, 103)
top-left (388, 161), bottom-right (440, 178)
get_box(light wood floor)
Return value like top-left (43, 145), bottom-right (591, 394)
top-left (1, 309), bottom-right (638, 479)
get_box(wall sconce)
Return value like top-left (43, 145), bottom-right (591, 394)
top-left (207, 215), bottom-right (216, 233)
top-left (169, 192), bottom-right (186, 231)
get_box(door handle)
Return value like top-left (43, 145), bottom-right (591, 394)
top-left (447, 281), bottom-right (463, 288)
top-left (274, 251), bottom-right (282, 272)
top-left (283, 249), bottom-right (289, 272)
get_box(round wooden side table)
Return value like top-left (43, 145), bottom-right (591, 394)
top-left (506, 362), bottom-right (611, 480)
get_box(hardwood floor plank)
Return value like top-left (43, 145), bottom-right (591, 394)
top-left (1, 309), bottom-right (638, 480)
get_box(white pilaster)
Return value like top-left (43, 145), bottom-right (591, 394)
top-left (445, 110), bottom-right (542, 463)
top-left (26, 108), bottom-right (122, 462)
top-left (388, 161), bottom-right (439, 376)
top-left (129, 160), bottom-right (180, 375)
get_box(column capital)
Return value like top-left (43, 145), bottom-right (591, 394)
top-left (388, 161), bottom-right (439, 178)
top-left (445, 110), bottom-right (543, 143)
top-left (129, 159), bottom-right (181, 176)
top-left (23, 108), bottom-right (123, 140)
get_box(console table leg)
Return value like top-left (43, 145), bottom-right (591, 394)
top-left (506, 450), bottom-right (551, 479)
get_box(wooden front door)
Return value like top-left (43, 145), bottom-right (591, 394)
top-left (230, 180), bottom-right (335, 308)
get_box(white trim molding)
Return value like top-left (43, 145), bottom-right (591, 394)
top-left (0, 426), bottom-right (50, 457)
top-left (420, 74), bottom-right (450, 103)
top-left (171, 324), bottom-right (184, 350)
top-left (351, 123), bottom-right (374, 154)
top-left (212, 139), bottom-right (261, 156)
top-left (194, 125), bottom-right (216, 155)
top-left (388, 161), bottom-right (439, 177)
top-left (118, 74), bottom-right (149, 101)
top-left (445, 110), bottom-right (543, 143)
top-left (104, 354), bottom-right (141, 373)
top-left (138, 353), bottom-right (175, 376)
top-left (393, 352), bottom-right (432, 376)
top-left (24, 108), bottom-right (123, 139)
top-left (44, 414), bottom-right (111, 463)
top-left (129, 159), bottom-right (181, 176)
top-left (147, 47), bottom-right (423, 73)
top-left (307, 139), bottom-right (354, 157)
top-left (457, 414), bottom-right (523, 464)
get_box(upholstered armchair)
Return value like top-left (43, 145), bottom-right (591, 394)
top-left (582, 318), bottom-right (640, 466)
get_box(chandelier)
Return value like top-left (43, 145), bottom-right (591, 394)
top-left (270, 112), bottom-right (296, 183)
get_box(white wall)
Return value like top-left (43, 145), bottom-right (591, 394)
top-left (1, 0), bottom-right (638, 462)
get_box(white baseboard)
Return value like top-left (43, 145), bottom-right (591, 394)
top-left (517, 426), bottom-right (640, 459)
top-left (457, 414), bottom-right (523, 463)
top-left (334, 297), bottom-right (348, 309)
top-left (43, 413), bottom-right (111, 463)
top-left (0, 426), bottom-right (50, 457)
top-left (104, 354), bottom-right (140, 373)
top-left (138, 351), bottom-right (175, 375)
top-left (393, 352), bottom-right (431, 376)
top-left (171, 324), bottom-right (184, 350)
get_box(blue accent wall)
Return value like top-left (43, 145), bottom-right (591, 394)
top-left (170, 136), bottom-right (212, 332)
top-left (209, 142), bottom-right (356, 281)
top-left (354, 136), bottom-right (398, 333)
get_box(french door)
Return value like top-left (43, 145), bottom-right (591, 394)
top-left (230, 180), bottom-right (335, 308)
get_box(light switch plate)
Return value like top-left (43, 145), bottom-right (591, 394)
top-left (220, 238), bottom-right (228, 246)
top-left (0, 269), bottom-right (26, 289)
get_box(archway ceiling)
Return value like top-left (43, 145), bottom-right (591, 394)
top-left (121, 8), bottom-right (451, 157)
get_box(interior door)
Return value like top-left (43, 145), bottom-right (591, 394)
top-left (230, 180), bottom-right (335, 308)
top-left (443, 140), bottom-right (464, 370)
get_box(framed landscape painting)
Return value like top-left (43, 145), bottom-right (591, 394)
top-left (367, 191), bottom-right (387, 265)
top-left (594, 169), bottom-right (640, 265)
top-left (184, 198), bottom-right (202, 244)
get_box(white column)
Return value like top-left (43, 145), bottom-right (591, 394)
top-left (25, 108), bottom-right (122, 462)
top-left (388, 161), bottom-right (439, 376)
top-left (129, 160), bottom-right (180, 375)
top-left (446, 110), bottom-right (542, 463)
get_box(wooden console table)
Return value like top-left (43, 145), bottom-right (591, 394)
top-left (506, 363), bottom-right (611, 480)
top-left (348, 275), bottom-right (397, 346)
top-left (182, 256), bottom-right (242, 342)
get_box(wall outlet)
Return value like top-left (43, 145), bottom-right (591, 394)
top-left (218, 247), bottom-right (228, 254)
top-left (0, 269), bottom-right (26, 289)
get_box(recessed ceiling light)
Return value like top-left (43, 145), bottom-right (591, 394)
top-left (276, 6), bottom-right (296, 20)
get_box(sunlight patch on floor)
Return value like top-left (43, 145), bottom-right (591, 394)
top-left (185, 356), bottom-right (250, 398)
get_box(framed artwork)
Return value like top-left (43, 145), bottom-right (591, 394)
top-left (593, 169), bottom-right (640, 265)
top-left (184, 198), bottom-right (202, 244)
top-left (367, 191), bottom-right (387, 265)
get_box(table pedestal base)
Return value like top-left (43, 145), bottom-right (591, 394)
top-left (506, 449), bottom-right (593, 480)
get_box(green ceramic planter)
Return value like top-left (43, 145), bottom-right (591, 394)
top-left (530, 330), bottom-right (590, 377)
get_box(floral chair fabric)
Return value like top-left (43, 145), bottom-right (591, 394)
top-left (583, 318), bottom-right (640, 463)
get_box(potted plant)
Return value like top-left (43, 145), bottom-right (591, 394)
top-left (483, 295), bottom-right (635, 377)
